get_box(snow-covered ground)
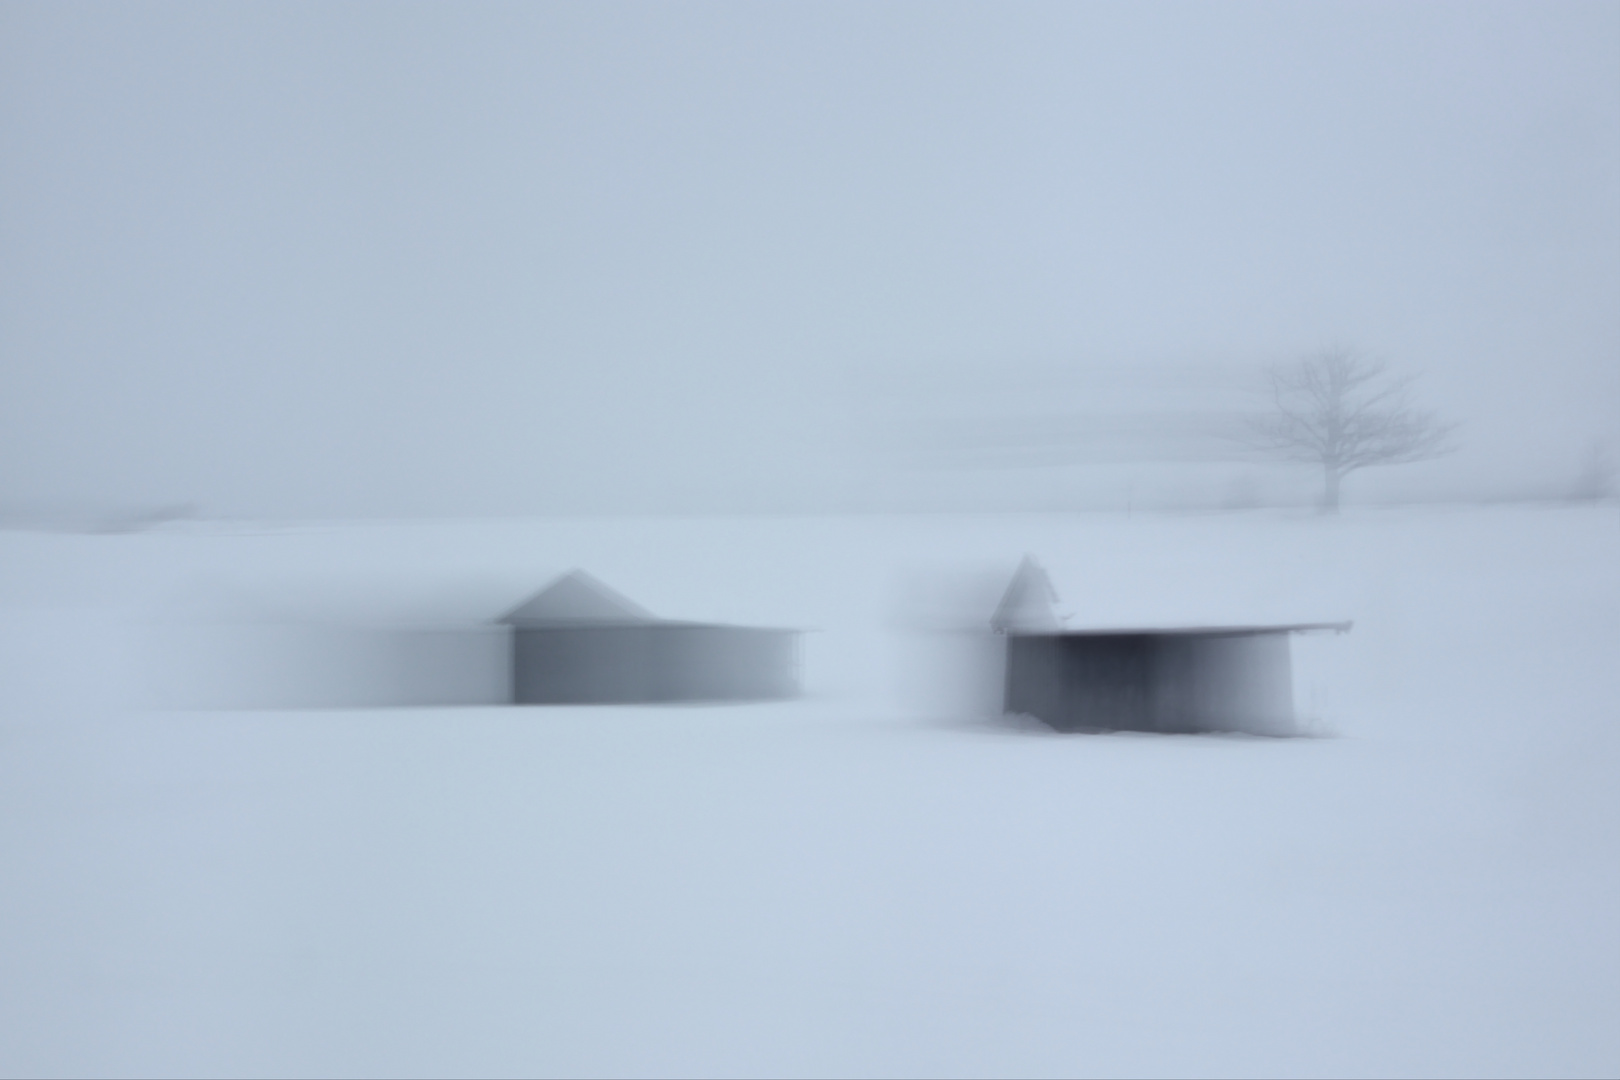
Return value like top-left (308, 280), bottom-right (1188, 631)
top-left (1, 505), bottom-right (1616, 1077)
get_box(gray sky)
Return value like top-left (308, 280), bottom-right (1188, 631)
top-left (3, 1), bottom-right (1616, 516)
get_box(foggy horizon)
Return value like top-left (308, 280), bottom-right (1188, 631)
top-left (3, 2), bottom-right (1617, 519)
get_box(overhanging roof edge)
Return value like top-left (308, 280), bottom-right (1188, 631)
top-left (1005, 620), bottom-right (1352, 638)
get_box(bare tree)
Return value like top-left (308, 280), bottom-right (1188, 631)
top-left (1244, 348), bottom-right (1455, 512)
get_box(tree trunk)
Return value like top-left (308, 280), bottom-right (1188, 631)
top-left (1321, 467), bottom-right (1342, 514)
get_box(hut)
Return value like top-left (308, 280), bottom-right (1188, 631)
top-left (994, 558), bottom-right (1348, 735)
top-left (501, 571), bottom-right (800, 705)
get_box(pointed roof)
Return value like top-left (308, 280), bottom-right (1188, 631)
top-left (991, 555), bottom-right (1063, 633)
top-left (499, 570), bottom-right (658, 626)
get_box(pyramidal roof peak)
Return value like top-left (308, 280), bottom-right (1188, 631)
top-left (500, 570), bottom-right (658, 625)
top-left (991, 555), bottom-right (1063, 633)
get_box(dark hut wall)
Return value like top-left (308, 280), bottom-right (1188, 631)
top-left (513, 624), bottom-right (798, 704)
top-left (1005, 631), bottom-right (1294, 735)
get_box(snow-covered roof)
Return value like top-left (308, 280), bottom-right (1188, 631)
top-left (499, 570), bottom-right (659, 626)
top-left (1027, 620), bottom-right (1352, 637)
top-left (994, 551), bottom-right (1353, 635)
top-left (990, 556), bottom-right (1063, 633)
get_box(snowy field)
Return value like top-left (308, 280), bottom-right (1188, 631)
top-left (1, 505), bottom-right (1616, 1078)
